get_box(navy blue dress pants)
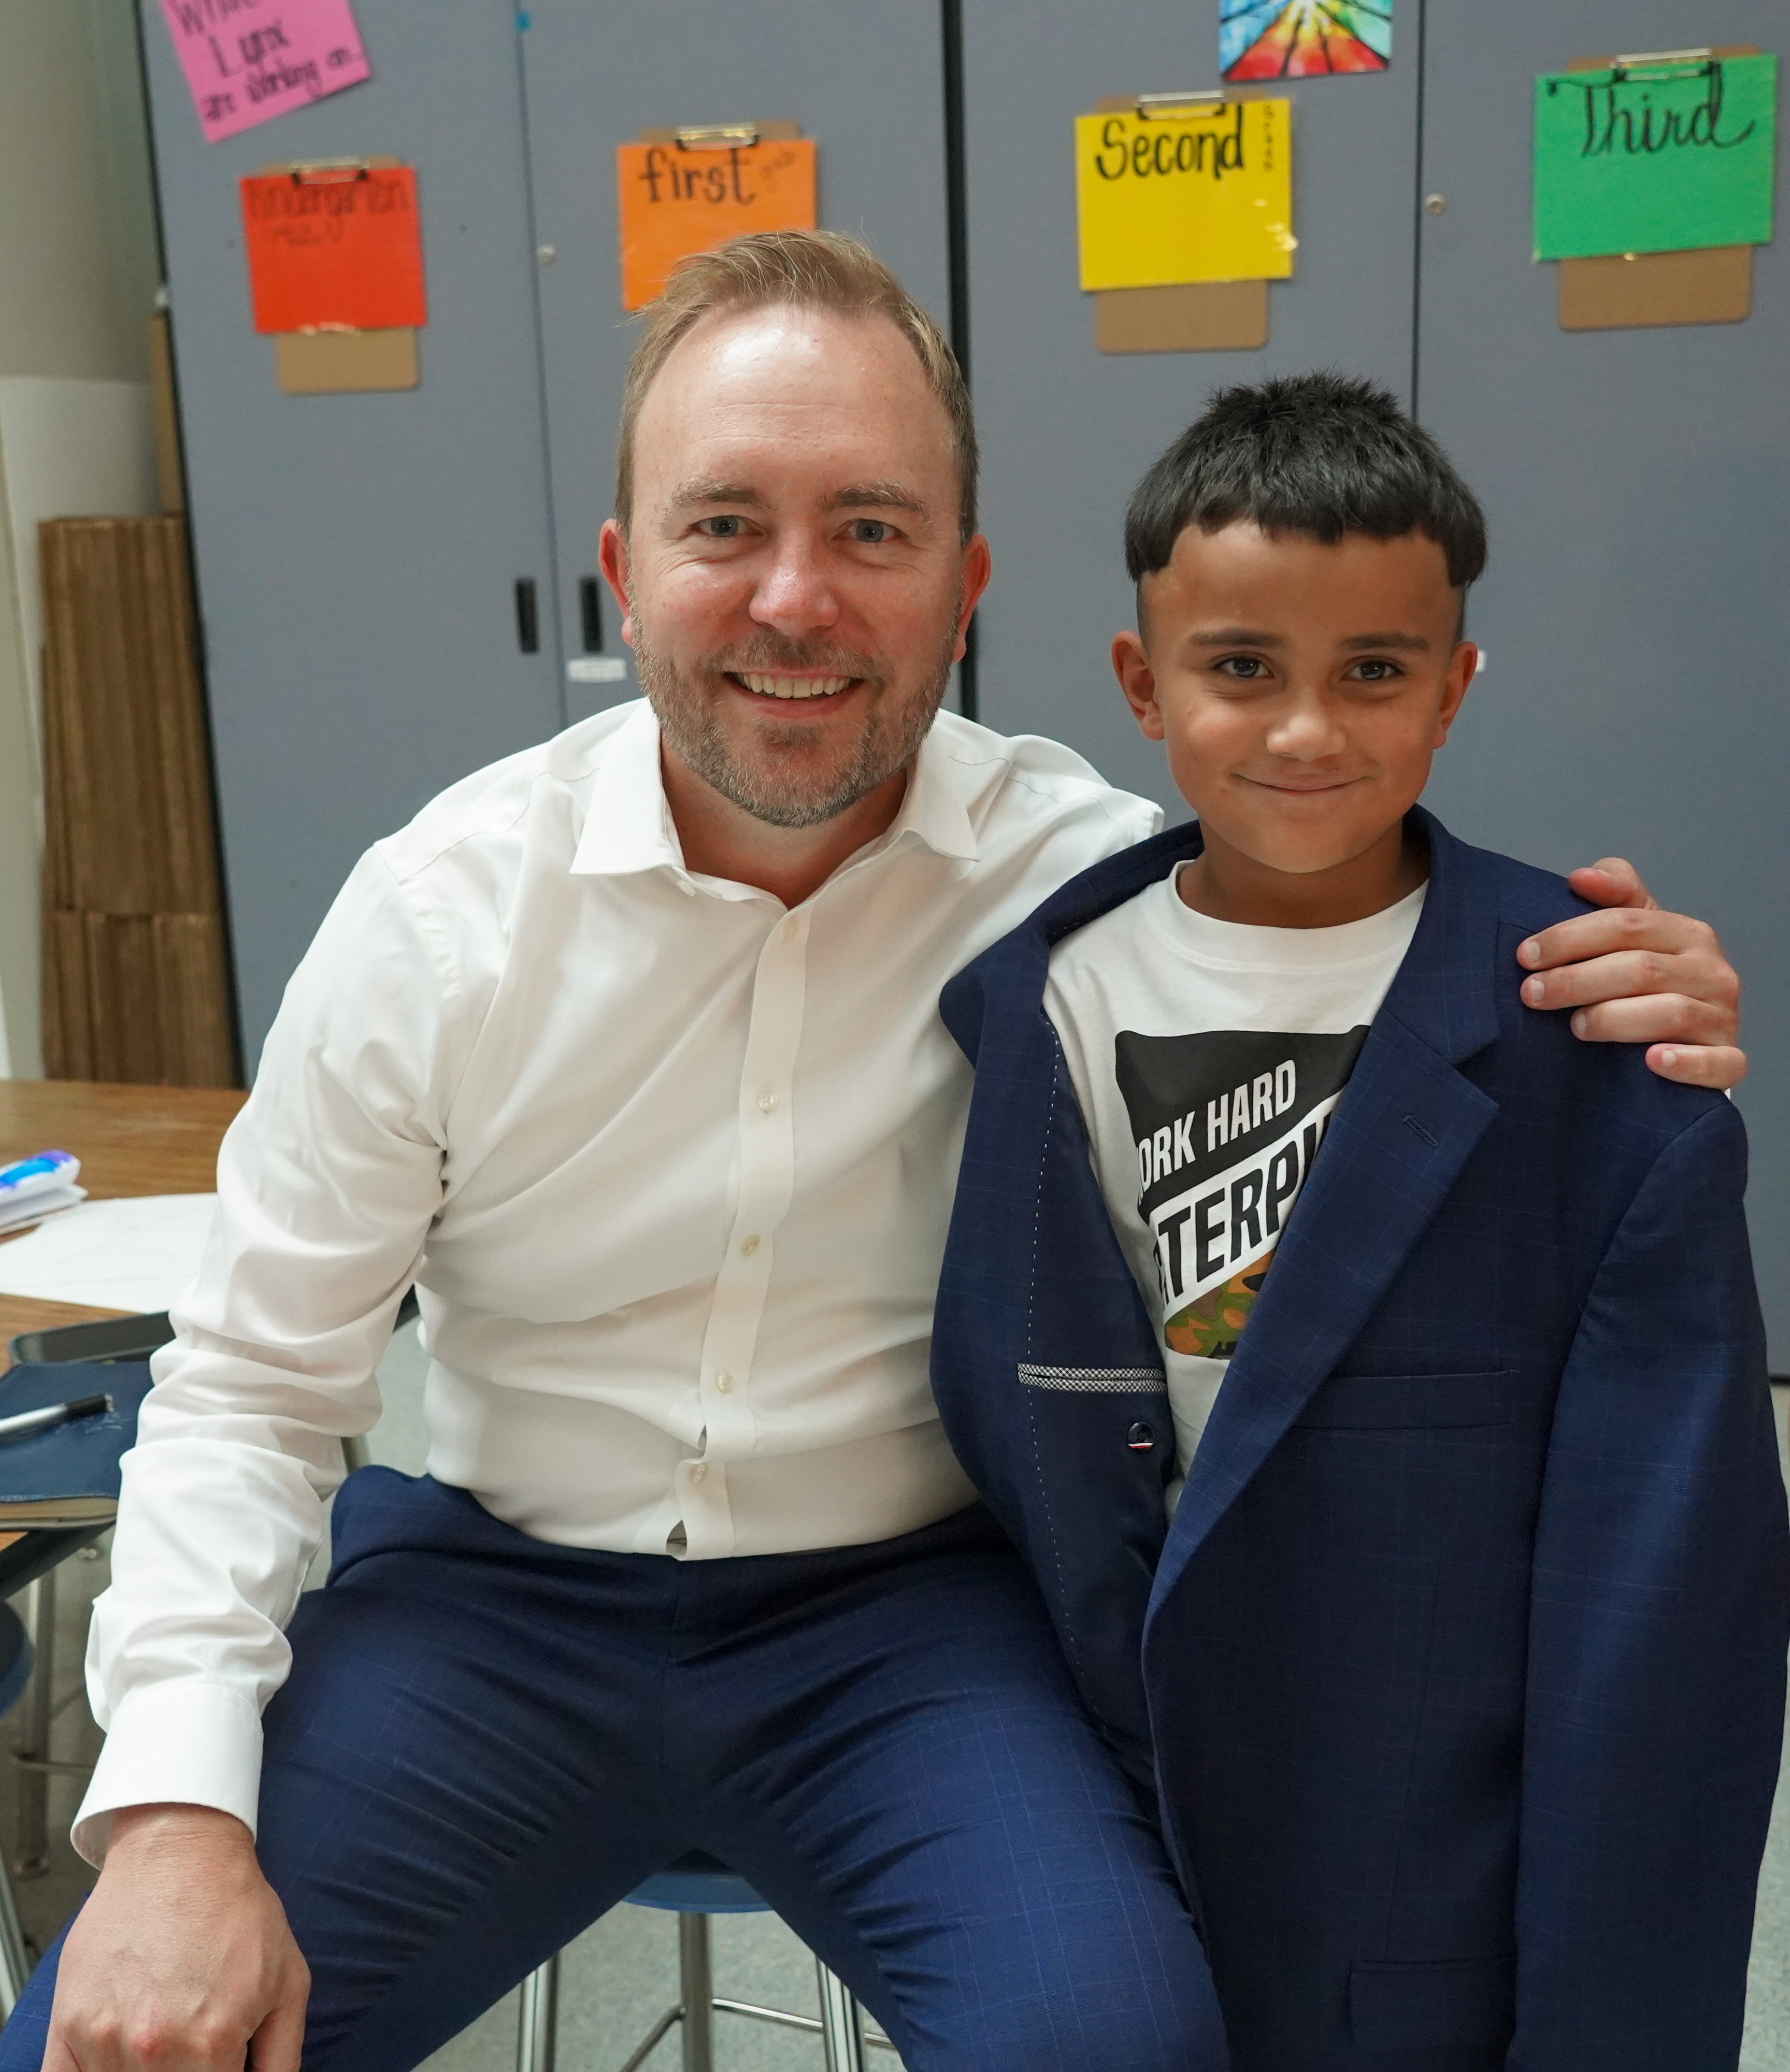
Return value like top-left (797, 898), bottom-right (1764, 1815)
top-left (1, 1470), bottom-right (1224, 2069)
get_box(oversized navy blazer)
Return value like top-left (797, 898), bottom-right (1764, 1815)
top-left (933, 807), bottom-right (1788, 2072)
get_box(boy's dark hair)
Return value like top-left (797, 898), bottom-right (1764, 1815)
top-left (1124, 372), bottom-right (1488, 592)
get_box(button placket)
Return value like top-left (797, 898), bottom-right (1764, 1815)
top-left (682, 906), bottom-right (809, 1556)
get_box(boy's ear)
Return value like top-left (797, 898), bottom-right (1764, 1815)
top-left (1112, 628), bottom-right (1165, 741)
top-left (1432, 639), bottom-right (1478, 747)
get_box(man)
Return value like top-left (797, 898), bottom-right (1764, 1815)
top-left (12, 234), bottom-right (1745, 2071)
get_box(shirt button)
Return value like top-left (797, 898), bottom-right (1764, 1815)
top-left (739, 1235), bottom-right (760, 1256)
top-left (756, 1091), bottom-right (777, 1113)
top-left (714, 1371), bottom-right (734, 1393)
top-left (689, 1462), bottom-right (707, 1484)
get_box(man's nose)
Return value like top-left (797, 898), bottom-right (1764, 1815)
top-left (749, 535), bottom-right (840, 637)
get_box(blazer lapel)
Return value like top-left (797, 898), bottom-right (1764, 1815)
top-left (1149, 812), bottom-right (1506, 1614)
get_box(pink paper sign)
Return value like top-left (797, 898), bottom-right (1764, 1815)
top-left (159, 0), bottom-right (372, 144)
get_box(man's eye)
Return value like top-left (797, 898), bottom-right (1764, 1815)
top-left (850, 519), bottom-right (892, 544)
top-left (1215, 655), bottom-right (1266, 679)
top-left (1352, 659), bottom-right (1400, 682)
top-left (697, 515), bottom-right (746, 539)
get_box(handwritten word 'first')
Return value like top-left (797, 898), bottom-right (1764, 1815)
top-left (637, 146), bottom-right (767, 207)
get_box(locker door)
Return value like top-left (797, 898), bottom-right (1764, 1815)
top-left (517, 3), bottom-right (954, 722)
top-left (961, 0), bottom-right (1422, 812)
top-left (1414, 3), bottom-right (1790, 1362)
top-left (140, 0), bottom-right (564, 1063)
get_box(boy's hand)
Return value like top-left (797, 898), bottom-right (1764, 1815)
top-left (1515, 858), bottom-right (1744, 1090)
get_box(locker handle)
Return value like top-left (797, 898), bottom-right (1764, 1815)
top-left (578, 575), bottom-right (604, 653)
top-left (514, 578), bottom-right (540, 655)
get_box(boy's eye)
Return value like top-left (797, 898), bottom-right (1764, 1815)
top-left (696, 515), bottom-right (747, 539)
top-left (849, 519), bottom-right (892, 544)
top-left (1350, 659), bottom-right (1402, 682)
top-left (1214, 655), bottom-right (1268, 679)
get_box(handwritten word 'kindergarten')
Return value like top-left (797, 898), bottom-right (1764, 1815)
top-left (1573, 62), bottom-right (1756, 158)
top-left (1091, 105), bottom-right (1249, 182)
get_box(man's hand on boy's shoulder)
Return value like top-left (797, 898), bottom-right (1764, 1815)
top-left (1514, 857), bottom-right (1744, 1090)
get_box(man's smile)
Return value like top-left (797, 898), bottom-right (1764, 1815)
top-left (729, 670), bottom-right (859, 703)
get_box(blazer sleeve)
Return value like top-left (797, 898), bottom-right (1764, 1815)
top-left (1511, 1098), bottom-right (1789, 2071)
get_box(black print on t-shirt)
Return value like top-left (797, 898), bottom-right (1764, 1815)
top-left (1114, 1028), bottom-right (1367, 1359)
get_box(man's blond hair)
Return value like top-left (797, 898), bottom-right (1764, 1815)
top-left (615, 229), bottom-right (977, 541)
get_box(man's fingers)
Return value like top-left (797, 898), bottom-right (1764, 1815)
top-left (1646, 1043), bottom-right (1749, 1091)
top-left (1516, 903), bottom-right (1721, 976)
top-left (250, 1990), bottom-right (308, 2072)
top-left (1561, 991), bottom-right (1737, 1049)
top-left (1566, 857), bottom-right (1658, 911)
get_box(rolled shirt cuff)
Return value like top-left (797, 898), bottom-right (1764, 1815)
top-left (71, 1679), bottom-right (264, 1867)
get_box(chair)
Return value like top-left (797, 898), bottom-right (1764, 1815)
top-left (0, 1605), bottom-right (39, 2015)
top-left (515, 1850), bottom-right (898, 2072)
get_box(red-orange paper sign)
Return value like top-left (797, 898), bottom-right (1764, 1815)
top-left (240, 165), bottom-right (427, 333)
top-left (616, 138), bottom-right (817, 311)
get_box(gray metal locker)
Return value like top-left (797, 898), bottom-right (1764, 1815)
top-left (960, 0), bottom-right (1422, 812)
top-left (514, 3), bottom-right (956, 724)
top-left (1413, 3), bottom-right (1790, 1363)
top-left (139, 0), bottom-right (565, 1063)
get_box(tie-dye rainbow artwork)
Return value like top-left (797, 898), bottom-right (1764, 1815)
top-left (1220, 0), bottom-right (1392, 81)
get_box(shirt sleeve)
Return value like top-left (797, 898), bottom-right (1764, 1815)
top-left (74, 848), bottom-right (467, 1864)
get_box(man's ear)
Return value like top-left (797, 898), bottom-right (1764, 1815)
top-left (952, 534), bottom-right (993, 664)
top-left (598, 519), bottom-right (634, 646)
top-left (1112, 628), bottom-right (1165, 742)
top-left (1433, 639), bottom-right (1478, 747)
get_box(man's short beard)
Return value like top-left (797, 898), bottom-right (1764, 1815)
top-left (632, 614), bottom-right (959, 830)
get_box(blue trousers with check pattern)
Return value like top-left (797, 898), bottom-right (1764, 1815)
top-left (1, 1469), bottom-right (1224, 2069)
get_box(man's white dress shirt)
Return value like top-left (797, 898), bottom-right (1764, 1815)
top-left (75, 701), bottom-right (1158, 1861)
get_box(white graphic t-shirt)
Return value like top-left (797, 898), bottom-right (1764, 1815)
top-left (1046, 866), bottom-right (1425, 1508)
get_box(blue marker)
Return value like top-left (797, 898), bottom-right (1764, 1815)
top-left (0, 1150), bottom-right (80, 1205)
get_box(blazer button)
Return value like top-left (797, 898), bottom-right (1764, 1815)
top-left (1127, 1421), bottom-right (1156, 1452)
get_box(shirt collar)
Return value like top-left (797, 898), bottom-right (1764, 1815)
top-left (569, 698), bottom-right (981, 883)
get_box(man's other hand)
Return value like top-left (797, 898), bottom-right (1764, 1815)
top-left (44, 1803), bottom-right (308, 2071)
top-left (1515, 857), bottom-right (1744, 1091)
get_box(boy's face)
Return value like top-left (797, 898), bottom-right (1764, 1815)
top-left (1115, 522), bottom-right (1476, 885)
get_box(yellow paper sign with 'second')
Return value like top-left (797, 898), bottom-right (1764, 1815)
top-left (617, 138), bottom-right (817, 311)
top-left (1076, 102), bottom-right (1294, 291)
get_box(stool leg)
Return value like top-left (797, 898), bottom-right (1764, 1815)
top-left (0, 1852), bottom-right (30, 2014)
top-left (678, 1913), bottom-right (713, 2072)
top-left (515, 1951), bottom-right (559, 2072)
top-left (815, 1960), bottom-right (867, 2072)
top-left (12, 1573), bottom-right (55, 1879)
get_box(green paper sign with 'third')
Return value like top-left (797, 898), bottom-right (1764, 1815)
top-left (1533, 52), bottom-right (1778, 262)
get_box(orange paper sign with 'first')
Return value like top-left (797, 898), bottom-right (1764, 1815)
top-left (617, 138), bottom-right (816, 311)
top-left (240, 166), bottom-right (427, 335)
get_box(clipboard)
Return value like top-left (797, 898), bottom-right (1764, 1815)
top-left (1554, 49), bottom-right (1759, 332)
top-left (1089, 97), bottom-right (1270, 354)
top-left (248, 156), bottom-right (423, 395)
top-left (618, 120), bottom-right (813, 311)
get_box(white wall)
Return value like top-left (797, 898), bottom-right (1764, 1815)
top-left (0, 0), bottom-right (163, 1077)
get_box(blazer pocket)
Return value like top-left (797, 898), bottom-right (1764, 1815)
top-left (1350, 1954), bottom-right (1514, 2053)
top-left (1295, 1369), bottom-right (1515, 1431)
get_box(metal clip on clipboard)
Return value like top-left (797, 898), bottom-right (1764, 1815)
top-left (1135, 90), bottom-right (1226, 119)
top-left (1608, 47), bottom-right (1714, 81)
top-left (281, 156), bottom-right (376, 185)
top-left (676, 123), bottom-right (761, 150)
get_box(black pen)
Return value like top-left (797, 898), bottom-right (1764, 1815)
top-left (0, 1394), bottom-right (113, 1446)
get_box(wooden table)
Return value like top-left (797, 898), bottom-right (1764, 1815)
top-left (0, 1081), bottom-right (245, 1365)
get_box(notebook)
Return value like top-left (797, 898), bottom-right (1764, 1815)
top-left (0, 1361), bottom-right (152, 1527)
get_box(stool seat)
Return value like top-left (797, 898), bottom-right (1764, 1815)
top-left (626, 1849), bottom-right (769, 1915)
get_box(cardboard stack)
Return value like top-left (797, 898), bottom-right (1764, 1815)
top-left (38, 517), bottom-right (236, 1086)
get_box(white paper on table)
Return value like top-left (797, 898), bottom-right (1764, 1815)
top-left (0, 1194), bottom-right (218, 1314)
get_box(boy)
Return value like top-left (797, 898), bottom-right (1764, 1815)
top-left (931, 376), bottom-right (1788, 2071)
